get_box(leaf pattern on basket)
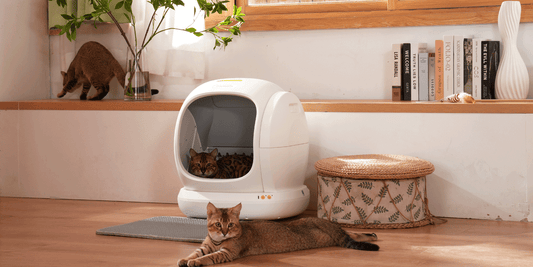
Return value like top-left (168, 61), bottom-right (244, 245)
top-left (343, 180), bottom-right (352, 192)
top-left (332, 206), bottom-right (344, 215)
top-left (373, 206), bottom-right (389, 214)
top-left (407, 182), bottom-right (415, 195)
top-left (414, 207), bottom-right (422, 220)
top-left (323, 195), bottom-right (330, 205)
top-left (333, 185), bottom-right (342, 198)
top-left (318, 176), bottom-right (428, 225)
top-left (378, 185), bottom-right (388, 198)
top-left (406, 203), bottom-right (416, 212)
top-left (361, 193), bottom-right (373, 205)
top-left (390, 194), bottom-right (404, 204)
top-left (342, 212), bottom-right (352, 220)
top-left (341, 196), bottom-right (356, 206)
top-left (358, 181), bottom-right (373, 190)
top-left (389, 211), bottom-right (400, 222)
top-left (355, 206), bottom-right (367, 220)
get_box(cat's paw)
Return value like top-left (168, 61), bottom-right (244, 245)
top-left (177, 259), bottom-right (188, 267)
top-left (187, 259), bottom-right (202, 267)
top-left (363, 233), bottom-right (378, 241)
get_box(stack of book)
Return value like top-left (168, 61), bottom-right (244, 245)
top-left (392, 37), bottom-right (500, 101)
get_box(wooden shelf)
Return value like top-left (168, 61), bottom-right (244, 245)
top-left (2, 99), bottom-right (533, 113)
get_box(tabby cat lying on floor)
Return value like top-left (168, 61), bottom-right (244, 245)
top-left (178, 203), bottom-right (379, 267)
top-left (188, 148), bottom-right (253, 179)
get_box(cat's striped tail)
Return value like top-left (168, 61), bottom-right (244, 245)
top-left (342, 235), bottom-right (380, 251)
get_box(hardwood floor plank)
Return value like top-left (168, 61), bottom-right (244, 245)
top-left (1, 197), bottom-right (532, 267)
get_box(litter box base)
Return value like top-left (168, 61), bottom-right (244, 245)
top-left (178, 186), bottom-right (310, 220)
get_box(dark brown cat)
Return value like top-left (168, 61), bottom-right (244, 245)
top-left (188, 148), bottom-right (252, 179)
top-left (178, 203), bottom-right (379, 266)
top-left (58, 41), bottom-right (125, 100)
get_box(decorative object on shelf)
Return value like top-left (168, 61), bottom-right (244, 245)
top-left (58, 41), bottom-right (125, 100)
top-left (50, 0), bottom-right (245, 101)
top-left (124, 48), bottom-right (151, 101)
top-left (495, 1), bottom-right (530, 99)
top-left (441, 92), bottom-right (476, 104)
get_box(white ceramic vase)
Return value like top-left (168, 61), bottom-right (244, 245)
top-left (495, 1), bottom-right (530, 99)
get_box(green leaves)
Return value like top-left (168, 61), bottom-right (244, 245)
top-left (51, 0), bottom-right (67, 8)
top-left (50, 0), bottom-right (244, 51)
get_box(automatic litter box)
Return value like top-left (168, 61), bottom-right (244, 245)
top-left (174, 78), bottom-right (310, 220)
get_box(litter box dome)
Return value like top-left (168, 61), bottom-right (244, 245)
top-left (174, 78), bottom-right (310, 219)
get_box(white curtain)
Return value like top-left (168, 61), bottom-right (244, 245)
top-left (131, 0), bottom-right (207, 79)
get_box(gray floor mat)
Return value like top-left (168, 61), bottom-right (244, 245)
top-left (96, 216), bottom-right (207, 243)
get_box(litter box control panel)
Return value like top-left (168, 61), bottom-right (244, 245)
top-left (258, 194), bottom-right (273, 200)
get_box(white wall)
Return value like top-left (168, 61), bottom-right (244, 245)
top-left (2, 110), bottom-right (531, 222)
top-left (0, 0), bottom-right (50, 101)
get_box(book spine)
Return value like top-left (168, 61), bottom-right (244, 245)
top-left (488, 41), bottom-right (500, 99)
top-left (392, 44), bottom-right (402, 101)
top-left (454, 35), bottom-right (464, 94)
top-left (419, 51), bottom-right (429, 101)
top-left (411, 43), bottom-right (419, 101)
top-left (463, 38), bottom-right (473, 94)
top-left (481, 41), bottom-right (490, 99)
top-left (443, 36), bottom-right (454, 97)
top-left (435, 40), bottom-right (444, 101)
top-left (481, 41), bottom-right (501, 99)
top-left (472, 38), bottom-right (483, 100)
top-left (429, 53), bottom-right (436, 101)
top-left (401, 43), bottom-right (411, 101)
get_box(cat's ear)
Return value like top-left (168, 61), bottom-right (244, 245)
top-left (230, 203), bottom-right (242, 218)
top-left (61, 71), bottom-right (67, 78)
top-left (189, 148), bottom-right (197, 157)
top-left (206, 202), bottom-right (217, 217)
top-left (210, 148), bottom-right (218, 158)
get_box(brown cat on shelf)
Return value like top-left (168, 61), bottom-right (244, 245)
top-left (57, 41), bottom-right (125, 100)
top-left (178, 203), bottom-right (379, 267)
top-left (188, 148), bottom-right (252, 179)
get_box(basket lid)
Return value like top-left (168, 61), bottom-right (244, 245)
top-left (314, 154), bottom-right (434, 180)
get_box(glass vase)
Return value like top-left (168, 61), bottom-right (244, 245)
top-left (125, 50), bottom-right (151, 101)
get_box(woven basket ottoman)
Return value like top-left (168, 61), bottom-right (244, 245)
top-left (314, 154), bottom-right (435, 229)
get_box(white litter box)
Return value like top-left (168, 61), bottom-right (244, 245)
top-left (174, 78), bottom-right (310, 220)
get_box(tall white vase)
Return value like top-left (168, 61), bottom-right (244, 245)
top-left (495, 1), bottom-right (530, 99)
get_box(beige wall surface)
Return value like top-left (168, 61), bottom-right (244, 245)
top-left (0, 0), bottom-right (50, 101)
top-left (2, 110), bottom-right (532, 222)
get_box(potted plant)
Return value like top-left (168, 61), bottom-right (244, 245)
top-left (50, 0), bottom-right (245, 100)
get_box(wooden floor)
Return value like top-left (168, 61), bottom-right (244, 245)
top-left (1, 197), bottom-right (532, 267)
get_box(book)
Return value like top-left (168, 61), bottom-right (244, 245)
top-left (428, 53), bottom-right (436, 101)
top-left (392, 44), bottom-right (402, 101)
top-left (411, 43), bottom-right (419, 101)
top-left (463, 37), bottom-right (473, 94)
top-left (435, 40), bottom-right (444, 101)
top-left (419, 45), bottom-right (429, 101)
top-left (443, 36), bottom-right (454, 97)
top-left (454, 35), bottom-right (464, 94)
top-left (472, 38), bottom-right (483, 100)
top-left (481, 41), bottom-right (500, 99)
top-left (401, 43), bottom-right (411, 101)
